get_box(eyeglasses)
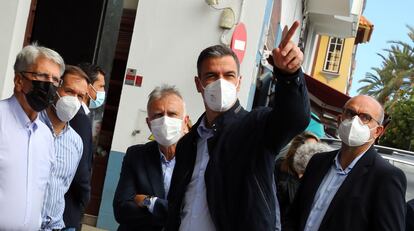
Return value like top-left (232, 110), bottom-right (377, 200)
top-left (343, 108), bottom-right (380, 124)
top-left (20, 71), bottom-right (62, 87)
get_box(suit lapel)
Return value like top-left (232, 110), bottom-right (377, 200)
top-left (319, 146), bottom-right (376, 228)
top-left (145, 142), bottom-right (166, 198)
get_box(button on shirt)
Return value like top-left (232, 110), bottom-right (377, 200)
top-left (40, 111), bottom-right (83, 230)
top-left (179, 117), bottom-right (216, 231)
top-left (148, 150), bottom-right (176, 213)
top-left (0, 96), bottom-right (55, 230)
top-left (304, 151), bottom-right (366, 231)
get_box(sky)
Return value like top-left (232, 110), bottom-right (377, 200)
top-left (349, 0), bottom-right (414, 96)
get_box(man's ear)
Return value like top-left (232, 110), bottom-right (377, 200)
top-left (184, 115), bottom-right (189, 125)
top-left (182, 115), bottom-right (190, 134)
top-left (195, 76), bottom-right (202, 93)
top-left (337, 114), bottom-right (342, 127)
top-left (14, 73), bottom-right (24, 92)
top-left (146, 117), bottom-right (151, 131)
top-left (374, 125), bottom-right (384, 139)
top-left (236, 76), bottom-right (242, 92)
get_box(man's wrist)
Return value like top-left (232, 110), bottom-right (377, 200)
top-left (141, 195), bottom-right (153, 207)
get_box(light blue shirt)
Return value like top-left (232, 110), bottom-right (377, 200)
top-left (304, 151), bottom-right (366, 231)
top-left (40, 111), bottom-right (83, 230)
top-left (179, 117), bottom-right (216, 231)
top-left (148, 150), bottom-right (176, 213)
top-left (0, 96), bottom-right (55, 230)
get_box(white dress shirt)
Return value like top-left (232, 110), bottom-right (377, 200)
top-left (179, 117), bottom-right (216, 231)
top-left (0, 96), bottom-right (55, 230)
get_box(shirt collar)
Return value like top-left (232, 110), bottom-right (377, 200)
top-left (10, 95), bottom-right (39, 131)
top-left (333, 149), bottom-right (367, 174)
top-left (158, 147), bottom-right (175, 164)
top-left (197, 116), bottom-right (214, 139)
top-left (40, 110), bottom-right (69, 137)
top-left (81, 102), bottom-right (90, 115)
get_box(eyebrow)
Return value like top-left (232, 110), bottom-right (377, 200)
top-left (203, 70), bottom-right (237, 76)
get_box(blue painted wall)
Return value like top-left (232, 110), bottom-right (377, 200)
top-left (96, 151), bottom-right (125, 230)
top-left (246, 0), bottom-right (274, 110)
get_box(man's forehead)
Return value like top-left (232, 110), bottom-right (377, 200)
top-left (62, 75), bottom-right (88, 89)
top-left (63, 74), bottom-right (87, 83)
top-left (150, 94), bottom-right (184, 107)
top-left (344, 96), bottom-right (382, 114)
top-left (200, 56), bottom-right (238, 70)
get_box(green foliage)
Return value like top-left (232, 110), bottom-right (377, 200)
top-left (358, 26), bottom-right (414, 150)
top-left (379, 90), bottom-right (414, 151)
top-left (358, 25), bottom-right (414, 110)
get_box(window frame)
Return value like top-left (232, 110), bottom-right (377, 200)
top-left (323, 37), bottom-right (345, 74)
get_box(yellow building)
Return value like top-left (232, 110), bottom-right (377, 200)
top-left (310, 16), bottom-right (374, 94)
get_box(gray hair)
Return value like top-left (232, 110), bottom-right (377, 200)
top-left (147, 84), bottom-right (185, 114)
top-left (14, 43), bottom-right (65, 76)
top-left (378, 108), bottom-right (385, 125)
top-left (196, 45), bottom-right (240, 76)
top-left (293, 142), bottom-right (333, 175)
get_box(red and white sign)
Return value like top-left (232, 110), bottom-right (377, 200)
top-left (231, 23), bottom-right (247, 64)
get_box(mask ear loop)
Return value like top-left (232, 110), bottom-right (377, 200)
top-left (235, 76), bottom-right (241, 89)
top-left (88, 83), bottom-right (97, 100)
top-left (52, 91), bottom-right (62, 111)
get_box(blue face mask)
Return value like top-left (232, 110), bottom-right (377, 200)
top-left (89, 84), bottom-right (106, 109)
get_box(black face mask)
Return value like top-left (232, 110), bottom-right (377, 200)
top-left (25, 80), bottom-right (57, 112)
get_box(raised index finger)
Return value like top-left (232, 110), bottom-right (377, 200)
top-left (279, 21), bottom-right (300, 48)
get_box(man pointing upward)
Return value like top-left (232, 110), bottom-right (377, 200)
top-left (166, 21), bottom-right (310, 231)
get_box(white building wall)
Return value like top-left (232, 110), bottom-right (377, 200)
top-left (303, 27), bottom-right (319, 75)
top-left (280, 0), bottom-right (303, 43)
top-left (111, 0), bottom-right (269, 153)
top-left (0, 0), bottom-right (31, 100)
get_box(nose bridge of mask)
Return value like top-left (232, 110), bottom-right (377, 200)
top-left (199, 76), bottom-right (239, 88)
top-left (151, 115), bottom-right (182, 127)
top-left (24, 80), bottom-right (57, 112)
top-left (353, 115), bottom-right (378, 131)
top-left (150, 115), bottom-right (183, 146)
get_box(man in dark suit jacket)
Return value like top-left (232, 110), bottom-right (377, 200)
top-left (113, 85), bottom-right (189, 231)
top-left (407, 199), bottom-right (414, 231)
top-left (64, 63), bottom-right (106, 230)
top-left (63, 106), bottom-right (93, 230)
top-left (286, 95), bottom-right (407, 231)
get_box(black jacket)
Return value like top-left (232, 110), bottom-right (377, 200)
top-left (113, 141), bottom-right (169, 231)
top-left (64, 106), bottom-right (93, 229)
top-left (165, 69), bottom-right (310, 231)
top-left (407, 199), bottom-right (414, 231)
top-left (274, 158), bottom-right (300, 229)
top-left (286, 147), bottom-right (407, 231)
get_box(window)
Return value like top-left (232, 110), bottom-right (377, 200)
top-left (323, 37), bottom-right (344, 73)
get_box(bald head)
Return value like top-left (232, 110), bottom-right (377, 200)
top-left (344, 95), bottom-right (384, 125)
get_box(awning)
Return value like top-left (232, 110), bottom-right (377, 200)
top-left (355, 15), bottom-right (374, 44)
top-left (305, 112), bottom-right (326, 138)
top-left (304, 74), bottom-right (350, 130)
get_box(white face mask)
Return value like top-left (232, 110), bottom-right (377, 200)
top-left (201, 78), bottom-right (238, 112)
top-left (338, 116), bottom-right (376, 147)
top-left (150, 116), bottom-right (183, 147)
top-left (55, 95), bottom-right (81, 122)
